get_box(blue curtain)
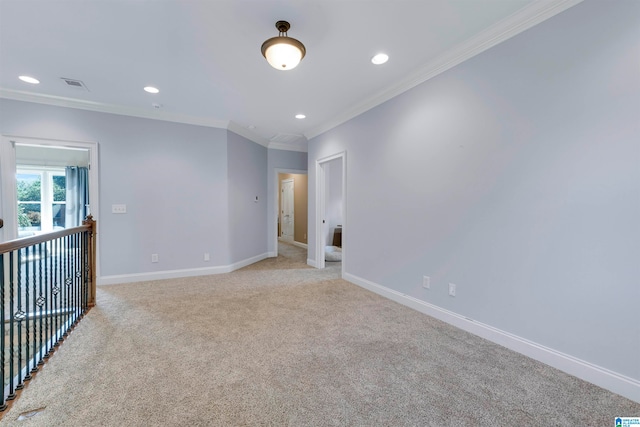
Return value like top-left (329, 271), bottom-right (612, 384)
top-left (65, 166), bottom-right (89, 227)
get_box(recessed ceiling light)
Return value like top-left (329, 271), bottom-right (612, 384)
top-left (144, 86), bottom-right (159, 94)
top-left (371, 53), bottom-right (389, 65)
top-left (295, 114), bottom-right (306, 119)
top-left (19, 75), bottom-right (40, 84)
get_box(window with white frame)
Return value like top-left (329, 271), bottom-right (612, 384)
top-left (17, 167), bottom-right (66, 235)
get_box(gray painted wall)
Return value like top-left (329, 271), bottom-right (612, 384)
top-left (266, 149), bottom-right (308, 254)
top-left (0, 99), bottom-right (237, 277)
top-left (227, 130), bottom-right (268, 263)
top-left (308, 0), bottom-right (640, 381)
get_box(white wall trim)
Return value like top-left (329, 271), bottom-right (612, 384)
top-left (227, 121), bottom-right (270, 147)
top-left (0, 90), bottom-right (282, 151)
top-left (99, 253), bottom-right (269, 286)
top-left (228, 252), bottom-right (270, 271)
top-left (304, 0), bottom-right (584, 140)
top-left (0, 90), bottom-right (307, 151)
top-left (0, 137), bottom-right (17, 243)
top-left (99, 266), bottom-right (230, 286)
top-left (268, 140), bottom-right (308, 153)
top-left (344, 272), bottom-right (640, 403)
top-left (291, 241), bottom-right (308, 249)
top-left (307, 258), bottom-right (317, 268)
top-left (0, 88), bottom-right (229, 129)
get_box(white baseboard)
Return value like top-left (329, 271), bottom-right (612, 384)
top-left (307, 258), bottom-right (317, 268)
top-left (278, 238), bottom-right (307, 249)
top-left (267, 251), bottom-right (277, 258)
top-left (344, 272), bottom-right (640, 403)
top-left (99, 252), bottom-right (270, 286)
top-left (228, 252), bottom-right (269, 271)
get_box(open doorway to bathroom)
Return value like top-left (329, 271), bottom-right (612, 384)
top-left (315, 152), bottom-right (345, 274)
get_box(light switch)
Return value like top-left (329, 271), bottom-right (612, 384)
top-left (112, 204), bottom-right (127, 214)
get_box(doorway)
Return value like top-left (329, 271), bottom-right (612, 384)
top-left (275, 171), bottom-right (308, 256)
top-left (315, 152), bottom-right (346, 273)
top-left (0, 136), bottom-right (99, 245)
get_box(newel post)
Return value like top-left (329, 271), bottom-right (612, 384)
top-left (83, 215), bottom-right (97, 307)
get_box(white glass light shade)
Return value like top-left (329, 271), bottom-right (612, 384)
top-left (261, 37), bottom-right (306, 71)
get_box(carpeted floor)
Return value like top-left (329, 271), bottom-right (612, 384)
top-left (0, 242), bottom-right (637, 426)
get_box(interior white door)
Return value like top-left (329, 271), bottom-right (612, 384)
top-left (281, 179), bottom-right (294, 242)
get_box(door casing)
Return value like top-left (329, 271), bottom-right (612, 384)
top-left (0, 135), bottom-right (100, 276)
top-left (315, 151), bottom-right (346, 274)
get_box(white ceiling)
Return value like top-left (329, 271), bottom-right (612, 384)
top-left (0, 0), bottom-right (580, 149)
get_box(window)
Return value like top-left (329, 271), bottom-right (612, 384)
top-left (17, 167), bottom-right (66, 235)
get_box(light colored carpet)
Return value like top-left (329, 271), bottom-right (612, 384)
top-left (0, 243), bottom-right (637, 426)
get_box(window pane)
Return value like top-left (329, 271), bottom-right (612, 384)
top-left (53, 175), bottom-right (66, 202)
top-left (18, 203), bottom-right (41, 230)
top-left (53, 203), bottom-right (66, 228)
top-left (16, 173), bottom-right (42, 202)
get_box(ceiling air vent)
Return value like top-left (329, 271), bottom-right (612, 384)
top-left (270, 133), bottom-right (304, 144)
top-left (60, 77), bottom-right (89, 91)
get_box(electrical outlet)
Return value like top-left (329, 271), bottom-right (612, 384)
top-left (204, 253), bottom-right (210, 262)
top-left (151, 254), bottom-right (159, 263)
top-left (112, 204), bottom-right (127, 214)
top-left (449, 283), bottom-right (456, 297)
top-left (422, 276), bottom-right (430, 289)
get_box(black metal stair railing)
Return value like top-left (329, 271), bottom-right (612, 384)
top-left (0, 216), bottom-right (96, 410)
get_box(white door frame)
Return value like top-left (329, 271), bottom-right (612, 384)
top-left (272, 168), bottom-right (306, 257)
top-left (280, 178), bottom-right (295, 243)
top-left (315, 151), bottom-right (346, 274)
top-left (0, 138), bottom-right (17, 243)
top-left (0, 135), bottom-right (100, 276)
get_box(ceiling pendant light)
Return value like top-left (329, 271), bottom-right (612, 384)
top-left (261, 21), bottom-right (306, 71)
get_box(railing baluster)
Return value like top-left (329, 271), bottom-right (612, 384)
top-left (23, 245), bottom-right (32, 381)
top-left (0, 253), bottom-right (6, 411)
top-left (30, 244), bottom-right (38, 373)
top-left (16, 248), bottom-right (25, 389)
top-left (73, 233), bottom-right (79, 325)
top-left (63, 234), bottom-right (70, 339)
top-left (43, 240), bottom-right (50, 360)
top-left (54, 236), bottom-right (61, 348)
top-left (7, 250), bottom-right (16, 401)
top-left (83, 232), bottom-right (89, 312)
top-left (36, 242), bottom-right (44, 368)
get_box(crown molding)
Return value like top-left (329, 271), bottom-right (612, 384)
top-left (0, 88), bottom-right (229, 129)
top-left (1, 89), bottom-right (303, 149)
top-left (267, 140), bottom-right (308, 153)
top-left (304, 0), bottom-right (584, 140)
top-left (227, 121), bottom-right (270, 147)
